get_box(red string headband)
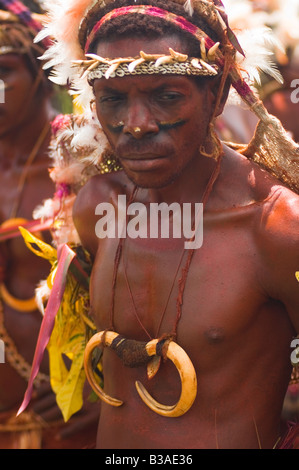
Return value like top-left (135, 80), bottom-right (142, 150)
top-left (84, 5), bottom-right (219, 53)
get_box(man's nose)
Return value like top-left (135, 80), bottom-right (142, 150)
top-left (123, 99), bottom-right (159, 139)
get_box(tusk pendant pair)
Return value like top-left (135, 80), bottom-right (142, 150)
top-left (84, 331), bottom-right (197, 418)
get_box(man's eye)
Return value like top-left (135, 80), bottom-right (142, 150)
top-left (99, 95), bottom-right (123, 104)
top-left (157, 92), bottom-right (182, 101)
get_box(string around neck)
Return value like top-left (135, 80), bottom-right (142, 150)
top-left (10, 121), bottom-right (51, 219)
top-left (109, 152), bottom-right (223, 341)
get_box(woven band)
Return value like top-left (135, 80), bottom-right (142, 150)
top-left (87, 59), bottom-right (219, 82)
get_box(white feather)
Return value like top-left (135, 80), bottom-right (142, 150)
top-left (33, 198), bottom-right (60, 221)
top-left (34, 28), bottom-right (50, 43)
top-left (72, 127), bottom-right (97, 149)
top-left (35, 0), bottom-right (96, 89)
top-left (50, 163), bottom-right (85, 185)
top-left (237, 27), bottom-right (284, 85)
top-left (184, 0), bottom-right (194, 16)
top-left (35, 281), bottom-right (51, 316)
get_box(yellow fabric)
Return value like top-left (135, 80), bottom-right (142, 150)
top-left (19, 227), bottom-right (97, 422)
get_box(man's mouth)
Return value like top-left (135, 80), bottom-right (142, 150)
top-left (121, 152), bottom-right (162, 159)
top-left (116, 137), bottom-right (175, 171)
top-left (120, 154), bottom-right (168, 171)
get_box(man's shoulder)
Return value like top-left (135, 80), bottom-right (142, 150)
top-left (223, 144), bottom-right (299, 209)
top-left (247, 166), bottom-right (299, 268)
top-left (221, 144), bottom-right (299, 253)
top-left (73, 170), bottom-right (130, 255)
top-left (251, 170), bottom-right (299, 313)
top-left (73, 169), bottom-right (132, 228)
top-left (249, 159), bottom-right (299, 222)
top-left (261, 184), bottom-right (299, 239)
top-left (75, 169), bottom-right (130, 205)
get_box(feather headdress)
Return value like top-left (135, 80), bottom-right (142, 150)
top-left (35, 0), bottom-right (97, 107)
top-left (222, 0), bottom-right (284, 102)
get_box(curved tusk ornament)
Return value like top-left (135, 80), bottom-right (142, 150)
top-left (84, 332), bottom-right (197, 417)
top-left (84, 331), bottom-right (123, 407)
top-left (135, 339), bottom-right (197, 417)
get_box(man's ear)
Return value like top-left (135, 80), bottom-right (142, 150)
top-left (209, 73), bottom-right (232, 118)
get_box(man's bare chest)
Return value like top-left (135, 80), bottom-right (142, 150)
top-left (0, 159), bottom-right (52, 223)
top-left (90, 218), bottom-right (265, 344)
top-left (0, 159), bottom-right (54, 271)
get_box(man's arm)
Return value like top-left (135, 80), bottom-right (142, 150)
top-left (73, 176), bottom-right (103, 258)
top-left (257, 187), bottom-right (299, 331)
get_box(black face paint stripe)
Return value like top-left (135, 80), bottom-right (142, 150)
top-left (158, 119), bottom-right (187, 131)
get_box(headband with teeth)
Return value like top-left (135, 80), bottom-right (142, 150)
top-left (73, 48), bottom-right (219, 82)
top-left (78, 5), bottom-right (225, 81)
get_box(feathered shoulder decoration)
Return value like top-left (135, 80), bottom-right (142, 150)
top-left (19, 109), bottom-right (115, 421)
top-left (36, 0), bottom-right (98, 109)
top-left (33, 109), bottom-right (121, 246)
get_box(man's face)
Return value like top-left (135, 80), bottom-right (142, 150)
top-left (0, 53), bottom-right (38, 136)
top-left (93, 35), bottom-right (218, 189)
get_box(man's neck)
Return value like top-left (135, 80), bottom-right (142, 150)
top-left (143, 152), bottom-right (222, 206)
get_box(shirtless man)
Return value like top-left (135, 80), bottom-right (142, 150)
top-left (38, 0), bottom-right (299, 449)
top-left (0, 2), bottom-right (55, 439)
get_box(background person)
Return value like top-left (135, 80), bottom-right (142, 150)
top-left (0, 0), bottom-right (97, 449)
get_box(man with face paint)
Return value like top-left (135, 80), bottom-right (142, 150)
top-left (21, 0), bottom-right (299, 449)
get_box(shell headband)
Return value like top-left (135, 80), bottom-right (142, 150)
top-left (74, 5), bottom-right (226, 81)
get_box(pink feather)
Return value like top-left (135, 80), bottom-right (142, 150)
top-left (17, 244), bottom-right (76, 417)
top-left (61, 0), bottom-right (95, 42)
